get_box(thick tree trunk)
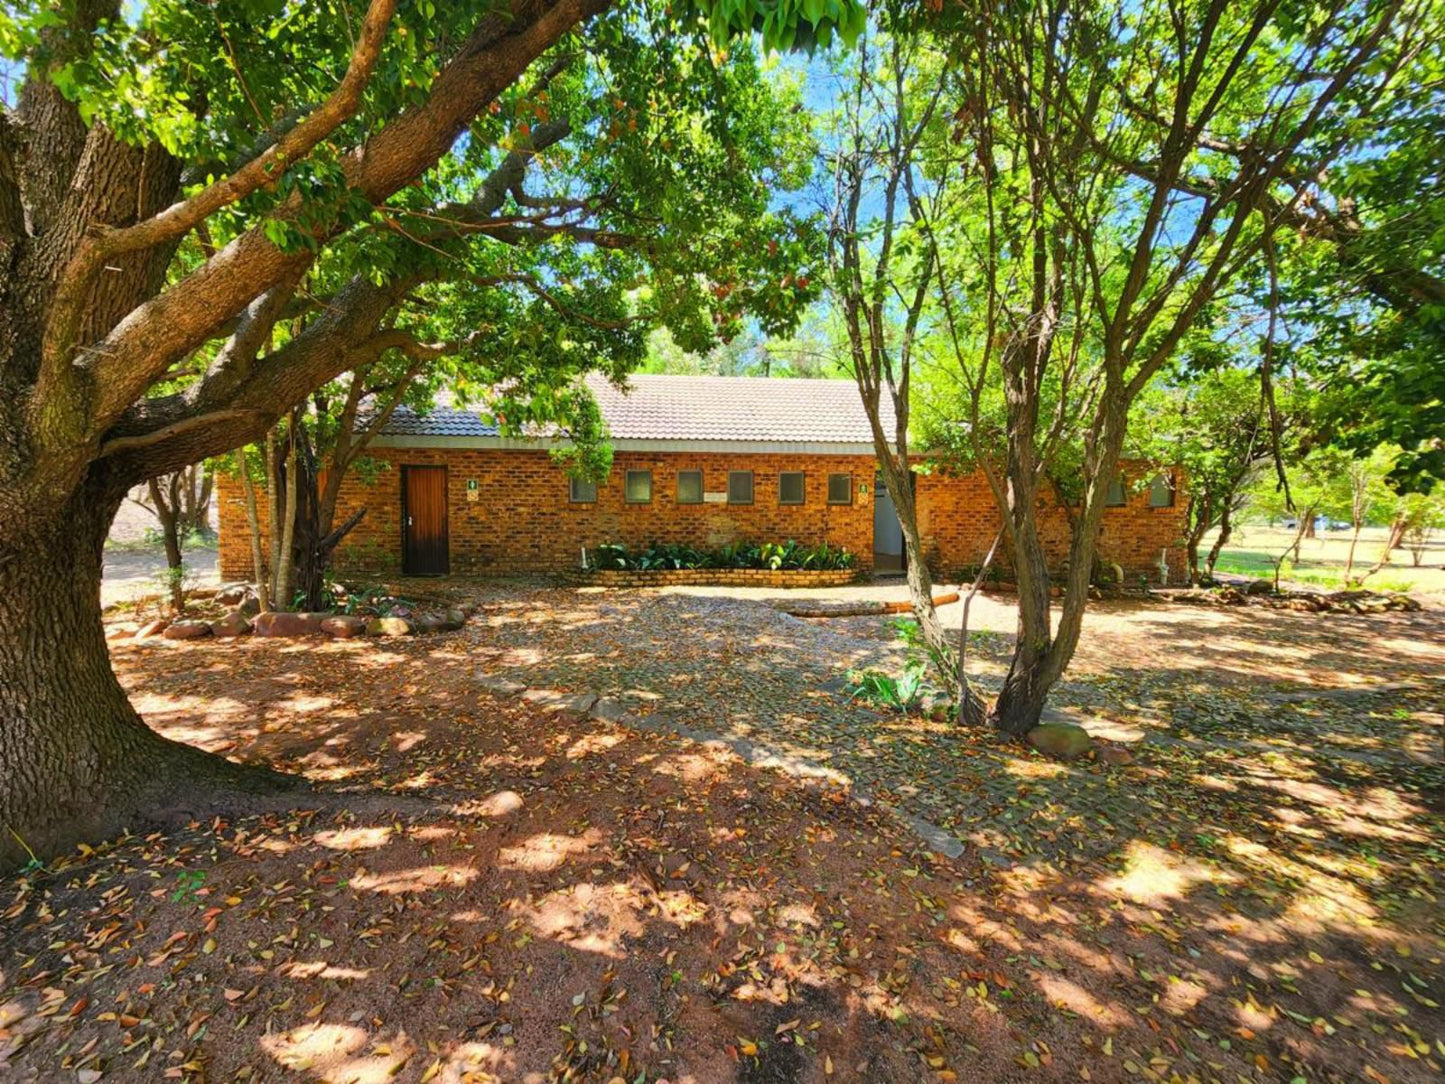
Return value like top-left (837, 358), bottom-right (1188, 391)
top-left (0, 479), bottom-right (294, 869)
top-left (990, 509), bottom-right (1055, 736)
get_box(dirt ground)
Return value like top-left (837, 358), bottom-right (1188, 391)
top-left (1, 583), bottom-right (1441, 1083)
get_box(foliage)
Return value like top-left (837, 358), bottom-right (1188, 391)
top-left (592, 539), bottom-right (856, 571)
top-left (845, 660), bottom-right (929, 713)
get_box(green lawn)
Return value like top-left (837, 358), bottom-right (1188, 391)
top-left (1207, 523), bottom-right (1445, 595)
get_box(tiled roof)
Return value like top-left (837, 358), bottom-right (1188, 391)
top-left (379, 405), bottom-right (501, 438)
top-left (379, 374), bottom-right (890, 447)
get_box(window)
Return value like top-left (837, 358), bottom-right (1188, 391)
top-left (625, 469), bottom-right (653, 504)
top-left (779, 471), bottom-right (805, 505)
top-left (728, 470), bottom-right (754, 504)
top-left (827, 473), bottom-right (852, 504)
top-left (1148, 473), bottom-right (1175, 508)
top-left (1105, 475), bottom-right (1126, 507)
top-left (676, 470), bottom-right (703, 505)
top-left (569, 477), bottom-right (597, 503)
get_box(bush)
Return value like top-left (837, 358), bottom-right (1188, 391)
top-left (591, 539), bottom-right (856, 572)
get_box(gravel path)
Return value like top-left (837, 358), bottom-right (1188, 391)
top-left (460, 581), bottom-right (1445, 865)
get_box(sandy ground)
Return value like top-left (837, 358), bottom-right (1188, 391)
top-left (1, 582), bottom-right (1440, 1083)
top-left (101, 546), bottom-right (220, 608)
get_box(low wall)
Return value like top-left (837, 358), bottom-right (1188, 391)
top-left (576, 568), bottom-right (861, 588)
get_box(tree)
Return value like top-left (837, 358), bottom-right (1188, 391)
top-left (125, 463), bottom-right (215, 610)
top-left (820, 29), bottom-right (987, 720)
top-left (0, 0), bottom-right (860, 866)
top-left (1134, 360), bottom-right (1280, 584)
top-left (912, 0), bottom-right (1425, 735)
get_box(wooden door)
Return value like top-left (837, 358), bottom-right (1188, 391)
top-left (402, 466), bottom-right (449, 575)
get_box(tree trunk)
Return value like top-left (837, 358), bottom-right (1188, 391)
top-left (147, 476), bottom-right (185, 612)
top-left (989, 518), bottom-right (1055, 736)
top-left (1303, 516), bottom-right (1316, 540)
top-left (1344, 521), bottom-right (1362, 585)
top-left (0, 479), bottom-right (294, 868)
top-left (1204, 506), bottom-right (1234, 579)
top-left (273, 422), bottom-right (300, 609)
top-left (237, 451), bottom-right (272, 610)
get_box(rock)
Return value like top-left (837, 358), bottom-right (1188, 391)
top-left (210, 611), bottom-right (253, 638)
top-left (473, 790), bottom-right (523, 817)
top-left (135, 617), bottom-right (169, 639)
top-left (388, 604), bottom-right (414, 620)
top-left (443, 607), bottom-right (468, 630)
top-left (163, 619), bottom-right (212, 640)
top-left (215, 582), bottom-right (252, 605)
top-left (1097, 745), bottom-right (1134, 766)
top-left (321, 614), bottom-right (368, 638)
top-left (106, 623), bottom-right (138, 641)
top-left (412, 612), bottom-right (446, 634)
top-left (1245, 578), bottom-right (1275, 596)
top-left (367, 615), bottom-right (413, 636)
top-left (236, 595), bottom-right (261, 617)
top-left (589, 697), bottom-right (630, 723)
top-left (1026, 722), bottom-right (1093, 761)
top-left (253, 611), bottom-right (326, 637)
top-left (477, 674), bottom-right (527, 696)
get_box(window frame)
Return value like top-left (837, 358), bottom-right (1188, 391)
top-left (569, 477), bottom-right (597, 504)
top-left (676, 469), bottom-right (703, 505)
top-left (624, 469), bottom-right (653, 505)
top-left (826, 473), bottom-right (853, 505)
top-left (727, 470), bottom-right (754, 505)
top-left (1104, 474), bottom-right (1127, 507)
top-left (778, 471), bottom-right (806, 506)
top-left (1148, 472), bottom-right (1176, 509)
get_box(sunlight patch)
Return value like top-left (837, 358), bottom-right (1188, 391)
top-left (1098, 840), bottom-right (1224, 905)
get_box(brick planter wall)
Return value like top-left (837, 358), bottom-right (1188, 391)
top-left (575, 568), bottom-right (861, 588)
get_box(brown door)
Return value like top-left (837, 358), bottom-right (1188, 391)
top-left (402, 466), bottom-right (449, 575)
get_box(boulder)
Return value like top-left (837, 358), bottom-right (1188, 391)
top-left (253, 611), bottom-right (326, 637)
top-left (106, 623), bottom-right (139, 641)
top-left (443, 607), bottom-right (468, 630)
top-left (477, 674), bottom-right (527, 696)
top-left (1097, 745), bottom-right (1134, 767)
top-left (214, 582), bottom-right (252, 605)
top-left (210, 611), bottom-right (253, 638)
top-left (367, 615), bottom-right (413, 637)
top-left (236, 595), bottom-right (261, 617)
top-left (163, 619), bottom-right (212, 640)
top-left (320, 614), bottom-right (368, 639)
top-left (1026, 722), bottom-right (1093, 761)
top-left (134, 617), bottom-right (170, 639)
top-left (1245, 578), bottom-right (1275, 596)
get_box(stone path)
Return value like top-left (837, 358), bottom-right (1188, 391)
top-left (457, 582), bottom-right (1445, 867)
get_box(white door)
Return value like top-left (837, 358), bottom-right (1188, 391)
top-left (873, 472), bottom-right (905, 572)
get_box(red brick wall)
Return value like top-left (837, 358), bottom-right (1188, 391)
top-left (915, 464), bottom-right (1190, 585)
top-left (217, 448), bottom-right (1189, 584)
top-left (218, 448), bottom-right (878, 579)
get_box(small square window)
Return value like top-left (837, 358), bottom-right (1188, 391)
top-left (1148, 473), bottom-right (1175, 508)
top-left (728, 471), bottom-right (754, 505)
top-left (676, 470), bottom-right (703, 505)
top-left (779, 471), bottom-right (805, 505)
top-left (625, 469), bottom-right (653, 504)
top-left (1105, 475), bottom-right (1126, 507)
top-left (827, 473), bottom-right (852, 504)
top-left (570, 477), bottom-right (597, 503)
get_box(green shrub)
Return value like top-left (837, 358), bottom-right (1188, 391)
top-left (846, 660), bottom-right (929, 712)
top-left (592, 539), bottom-right (856, 572)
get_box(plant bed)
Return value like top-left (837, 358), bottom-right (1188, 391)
top-left (577, 567), bottom-right (861, 589)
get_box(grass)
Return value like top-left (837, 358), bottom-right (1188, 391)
top-left (1207, 522), bottom-right (1445, 595)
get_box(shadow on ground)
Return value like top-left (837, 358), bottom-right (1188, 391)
top-left (0, 587), bottom-right (1441, 1082)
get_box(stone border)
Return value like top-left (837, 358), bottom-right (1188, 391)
top-left (574, 568), bottom-right (861, 589)
top-left (475, 672), bottom-right (967, 860)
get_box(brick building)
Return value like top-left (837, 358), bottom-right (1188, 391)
top-left (216, 374), bottom-right (1189, 583)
